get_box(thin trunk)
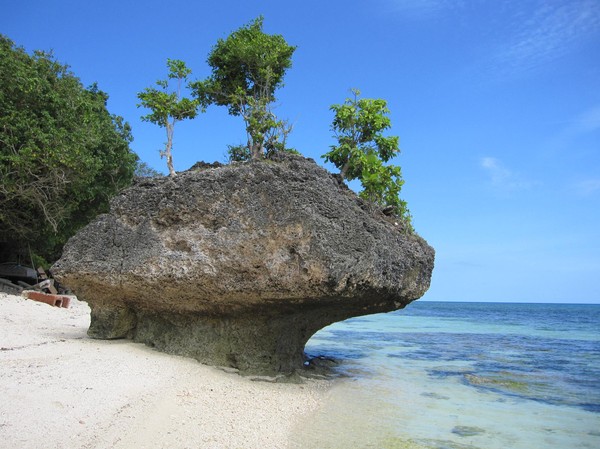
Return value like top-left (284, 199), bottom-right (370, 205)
top-left (340, 159), bottom-right (351, 180)
top-left (165, 121), bottom-right (176, 176)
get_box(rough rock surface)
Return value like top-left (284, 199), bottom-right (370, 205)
top-left (52, 155), bottom-right (434, 375)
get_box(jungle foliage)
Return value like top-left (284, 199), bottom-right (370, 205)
top-left (0, 35), bottom-right (137, 263)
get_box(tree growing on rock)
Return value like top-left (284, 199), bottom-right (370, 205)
top-left (0, 35), bottom-right (137, 263)
top-left (323, 89), bottom-right (411, 224)
top-left (137, 59), bottom-right (200, 176)
top-left (192, 16), bottom-right (296, 160)
top-left (225, 118), bottom-right (297, 162)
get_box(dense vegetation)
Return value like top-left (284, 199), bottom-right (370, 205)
top-left (0, 35), bottom-right (137, 264)
top-left (1, 17), bottom-right (413, 265)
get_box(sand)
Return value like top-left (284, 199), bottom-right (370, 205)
top-left (0, 292), bottom-right (328, 449)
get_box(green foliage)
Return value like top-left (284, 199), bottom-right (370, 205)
top-left (134, 161), bottom-right (162, 177)
top-left (227, 141), bottom-right (300, 163)
top-left (226, 144), bottom-right (251, 162)
top-left (193, 16), bottom-right (296, 160)
top-left (0, 35), bottom-right (137, 262)
top-left (226, 117), bottom-right (298, 162)
top-left (137, 59), bottom-right (200, 176)
top-left (324, 89), bottom-right (411, 225)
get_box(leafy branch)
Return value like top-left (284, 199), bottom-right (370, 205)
top-left (137, 59), bottom-right (201, 176)
top-left (324, 89), bottom-right (411, 226)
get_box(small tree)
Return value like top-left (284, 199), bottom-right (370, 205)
top-left (193, 16), bottom-right (296, 160)
top-left (137, 59), bottom-right (200, 176)
top-left (323, 89), bottom-right (411, 223)
top-left (226, 118), bottom-right (296, 162)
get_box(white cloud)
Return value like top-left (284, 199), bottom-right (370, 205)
top-left (480, 156), bottom-right (510, 183)
top-left (550, 105), bottom-right (600, 150)
top-left (480, 156), bottom-right (536, 192)
top-left (572, 178), bottom-right (600, 196)
top-left (568, 106), bottom-right (600, 135)
top-left (490, 0), bottom-right (600, 78)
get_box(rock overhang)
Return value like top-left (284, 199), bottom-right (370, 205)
top-left (53, 154), bottom-right (434, 375)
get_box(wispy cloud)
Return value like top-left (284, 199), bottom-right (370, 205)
top-left (572, 178), bottom-right (600, 196)
top-left (481, 157), bottom-right (511, 184)
top-left (548, 105), bottom-right (600, 152)
top-left (565, 105), bottom-right (600, 135)
top-left (480, 156), bottom-right (536, 192)
top-left (387, 1), bottom-right (600, 80)
top-left (490, 0), bottom-right (600, 78)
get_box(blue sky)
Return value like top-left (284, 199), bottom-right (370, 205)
top-left (2, 0), bottom-right (599, 303)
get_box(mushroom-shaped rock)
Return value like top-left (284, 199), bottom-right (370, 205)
top-left (52, 155), bottom-right (434, 375)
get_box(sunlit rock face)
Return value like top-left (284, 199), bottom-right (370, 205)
top-left (53, 154), bottom-right (434, 375)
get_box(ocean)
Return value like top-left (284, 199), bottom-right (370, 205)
top-left (291, 301), bottom-right (600, 449)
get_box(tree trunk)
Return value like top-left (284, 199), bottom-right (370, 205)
top-left (165, 122), bottom-right (176, 176)
top-left (250, 141), bottom-right (263, 160)
top-left (340, 159), bottom-right (351, 180)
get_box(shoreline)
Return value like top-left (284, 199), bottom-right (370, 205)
top-left (0, 293), bottom-right (329, 448)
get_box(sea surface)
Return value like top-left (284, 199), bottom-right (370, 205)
top-left (291, 301), bottom-right (600, 449)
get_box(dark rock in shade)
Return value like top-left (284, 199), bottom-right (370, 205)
top-left (451, 426), bottom-right (486, 437)
top-left (52, 154), bottom-right (434, 375)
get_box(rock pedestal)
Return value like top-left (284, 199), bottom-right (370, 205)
top-left (52, 155), bottom-right (434, 375)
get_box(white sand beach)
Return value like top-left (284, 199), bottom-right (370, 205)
top-left (0, 293), bottom-right (328, 449)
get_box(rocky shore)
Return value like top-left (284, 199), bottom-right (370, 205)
top-left (52, 155), bottom-right (434, 375)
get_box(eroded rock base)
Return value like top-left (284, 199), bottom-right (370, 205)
top-left (87, 303), bottom-right (343, 375)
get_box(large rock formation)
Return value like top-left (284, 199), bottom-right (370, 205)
top-left (52, 155), bottom-right (434, 375)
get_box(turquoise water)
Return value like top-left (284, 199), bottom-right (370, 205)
top-left (292, 302), bottom-right (600, 449)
